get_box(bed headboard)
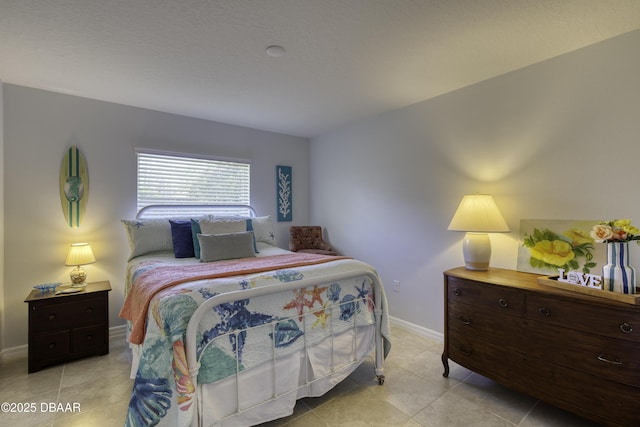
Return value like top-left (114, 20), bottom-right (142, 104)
top-left (136, 204), bottom-right (257, 219)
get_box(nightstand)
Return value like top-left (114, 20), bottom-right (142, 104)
top-left (24, 281), bottom-right (111, 373)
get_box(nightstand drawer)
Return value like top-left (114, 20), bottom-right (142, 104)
top-left (72, 324), bottom-right (107, 353)
top-left (32, 330), bottom-right (71, 359)
top-left (31, 297), bottom-right (106, 332)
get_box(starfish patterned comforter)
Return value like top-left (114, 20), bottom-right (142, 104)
top-left (121, 247), bottom-right (390, 427)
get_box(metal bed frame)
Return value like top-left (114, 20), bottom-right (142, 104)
top-left (135, 205), bottom-right (386, 426)
top-left (185, 269), bottom-right (385, 427)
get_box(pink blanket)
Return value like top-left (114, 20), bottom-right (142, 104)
top-left (119, 253), bottom-right (348, 344)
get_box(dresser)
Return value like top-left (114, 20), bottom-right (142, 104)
top-left (442, 267), bottom-right (640, 427)
top-left (25, 281), bottom-right (111, 373)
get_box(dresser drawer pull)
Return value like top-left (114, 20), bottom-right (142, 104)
top-left (86, 334), bottom-right (93, 341)
top-left (459, 347), bottom-right (472, 356)
top-left (597, 354), bottom-right (623, 365)
top-left (453, 288), bottom-right (462, 297)
top-left (458, 315), bottom-right (471, 325)
top-left (48, 342), bottom-right (56, 350)
top-left (620, 322), bottom-right (633, 334)
top-left (538, 307), bottom-right (551, 317)
top-left (498, 298), bottom-right (509, 308)
top-left (48, 313), bottom-right (57, 321)
top-left (86, 307), bottom-right (94, 314)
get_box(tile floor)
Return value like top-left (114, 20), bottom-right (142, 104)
top-left (0, 326), bottom-right (602, 426)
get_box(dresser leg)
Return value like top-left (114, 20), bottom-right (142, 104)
top-left (441, 352), bottom-right (449, 377)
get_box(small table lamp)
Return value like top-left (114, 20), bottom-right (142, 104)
top-left (448, 194), bottom-right (510, 270)
top-left (65, 243), bottom-right (96, 287)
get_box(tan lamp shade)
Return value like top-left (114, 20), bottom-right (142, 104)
top-left (447, 194), bottom-right (510, 233)
top-left (65, 243), bottom-right (96, 287)
top-left (448, 195), bottom-right (509, 271)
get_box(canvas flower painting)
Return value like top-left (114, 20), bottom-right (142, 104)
top-left (517, 219), bottom-right (605, 275)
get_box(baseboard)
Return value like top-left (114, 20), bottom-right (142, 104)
top-left (389, 315), bottom-right (443, 342)
top-left (0, 343), bottom-right (27, 363)
top-left (0, 324), bottom-right (129, 364)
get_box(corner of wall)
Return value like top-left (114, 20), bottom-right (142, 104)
top-left (0, 80), bottom-right (5, 353)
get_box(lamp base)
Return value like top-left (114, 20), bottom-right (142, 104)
top-left (70, 266), bottom-right (88, 287)
top-left (462, 232), bottom-right (492, 271)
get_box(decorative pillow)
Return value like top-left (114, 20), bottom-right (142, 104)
top-left (121, 219), bottom-right (173, 260)
top-left (169, 220), bottom-right (195, 258)
top-left (251, 216), bottom-right (276, 244)
top-left (199, 219), bottom-right (248, 235)
top-left (197, 232), bottom-right (256, 262)
top-left (191, 218), bottom-right (203, 259)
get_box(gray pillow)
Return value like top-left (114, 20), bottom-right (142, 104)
top-left (197, 231), bottom-right (256, 262)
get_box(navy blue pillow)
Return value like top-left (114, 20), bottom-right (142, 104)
top-left (170, 220), bottom-right (195, 258)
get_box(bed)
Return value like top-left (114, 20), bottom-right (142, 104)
top-left (119, 206), bottom-right (391, 427)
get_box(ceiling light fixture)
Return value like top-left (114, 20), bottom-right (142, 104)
top-left (266, 45), bottom-right (286, 57)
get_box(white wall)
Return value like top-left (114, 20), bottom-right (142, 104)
top-left (0, 81), bottom-right (4, 350)
top-left (2, 85), bottom-right (309, 350)
top-left (310, 29), bottom-right (640, 334)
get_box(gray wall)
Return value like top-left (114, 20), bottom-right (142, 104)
top-left (2, 86), bottom-right (310, 350)
top-left (310, 29), bottom-right (640, 335)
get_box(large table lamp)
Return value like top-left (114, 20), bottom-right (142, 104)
top-left (448, 194), bottom-right (510, 270)
top-left (65, 243), bottom-right (96, 287)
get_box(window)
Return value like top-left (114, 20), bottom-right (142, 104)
top-left (136, 150), bottom-right (251, 218)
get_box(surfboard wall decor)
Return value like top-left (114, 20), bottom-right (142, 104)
top-left (60, 146), bottom-right (88, 228)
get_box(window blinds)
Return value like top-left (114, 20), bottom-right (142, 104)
top-left (136, 150), bottom-right (250, 217)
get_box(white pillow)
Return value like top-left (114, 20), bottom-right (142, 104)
top-left (199, 219), bottom-right (248, 235)
top-left (251, 216), bottom-right (275, 244)
top-left (197, 232), bottom-right (256, 262)
top-left (121, 219), bottom-right (173, 260)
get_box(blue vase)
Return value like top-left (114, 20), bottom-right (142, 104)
top-left (602, 242), bottom-right (636, 294)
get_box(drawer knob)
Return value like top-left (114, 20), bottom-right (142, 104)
top-left (48, 342), bottom-right (56, 350)
top-left (458, 315), bottom-right (471, 325)
top-left (86, 307), bottom-right (93, 314)
top-left (48, 313), bottom-right (57, 321)
top-left (498, 298), bottom-right (509, 308)
top-left (538, 307), bottom-right (551, 317)
top-left (459, 346), bottom-right (472, 356)
top-left (597, 354), bottom-right (623, 365)
top-left (620, 322), bottom-right (633, 334)
top-left (453, 288), bottom-right (462, 296)
top-left (86, 334), bottom-right (93, 341)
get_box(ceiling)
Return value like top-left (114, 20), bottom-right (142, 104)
top-left (2, 1), bottom-right (640, 138)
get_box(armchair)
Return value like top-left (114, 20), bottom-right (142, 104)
top-left (289, 226), bottom-right (337, 256)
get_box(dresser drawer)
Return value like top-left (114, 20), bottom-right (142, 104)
top-left (525, 356), bottom-right (640, 426)
top-left (32, 330), bottom-right (71, 360)
top-left (526, 320), bottom-right (640, 387)
top-left (72, 324), bottom-right (107, 354)
top-left (526, 293), bottom-right (640, 342)
top-left (448, 329), bottom-right (527, 387)
top-left (31, 296), bottom-right (106, 332)
top-left (447, 277), bottom-right (524, 317)
top-left (448, 302), bottom-right (526, 350)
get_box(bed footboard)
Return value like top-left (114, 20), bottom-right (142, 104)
top-left (185, 270), bottom-right (386, 427)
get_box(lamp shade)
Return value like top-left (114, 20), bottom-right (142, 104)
top-left (447, 194), bottom-right (510, 233)
top-left (65, 243), bottom-right (96, 266)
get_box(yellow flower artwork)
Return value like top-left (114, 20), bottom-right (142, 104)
top-left (517, 219), bottom-right (605, 276)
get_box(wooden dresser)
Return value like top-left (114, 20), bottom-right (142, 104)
top-left (442, 267), bottom-right (640, 427)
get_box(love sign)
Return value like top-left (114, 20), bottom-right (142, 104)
top-left (557, 269), bottom-right (602, 289)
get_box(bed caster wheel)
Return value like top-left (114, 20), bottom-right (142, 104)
top-left (377, 375), bottom-right (385, 385)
